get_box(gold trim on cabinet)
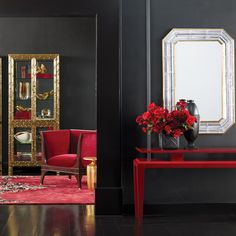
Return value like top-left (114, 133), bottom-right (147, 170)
top-left (8, 54), bottom-right (59, 60)
top-left (8, 54), bottom-right (60, 175)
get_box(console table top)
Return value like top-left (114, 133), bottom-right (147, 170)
top-left (136, 147), bottom-right (236, 154)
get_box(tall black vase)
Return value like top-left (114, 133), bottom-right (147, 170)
top-left (184, 100), bottom-right (200, 149)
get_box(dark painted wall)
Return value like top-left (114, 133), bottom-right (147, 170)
top-left (0, 0), bottom-right (122, 214)
top-left (4, 0), bottom-right (235, 214)
top-left (122, 0), bottom-right (236, 207)
top-left (1, 17), bottom-right (96, 166)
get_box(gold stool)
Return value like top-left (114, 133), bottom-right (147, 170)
top-left (83, 157), bottom-right (97, 191)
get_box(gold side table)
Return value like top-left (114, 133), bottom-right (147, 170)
top-left (83, 157), bottom-right (97, 191)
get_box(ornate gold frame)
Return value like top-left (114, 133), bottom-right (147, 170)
top-left (8, 54), bottom-right (60, 175)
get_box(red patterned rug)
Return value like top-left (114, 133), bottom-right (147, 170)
top-left (0, 176), bottom-right (95, 204)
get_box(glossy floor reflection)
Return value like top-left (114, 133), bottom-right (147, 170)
top-left (1, 205), bottom-right (236, 236)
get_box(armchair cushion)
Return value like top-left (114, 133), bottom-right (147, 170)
top-left (43, 130), bottom-right (71, 160)
top-left (47, 154), bottom-right (77, 167)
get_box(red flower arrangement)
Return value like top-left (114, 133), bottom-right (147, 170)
top-left (136, 101), bottom-right (197, 138)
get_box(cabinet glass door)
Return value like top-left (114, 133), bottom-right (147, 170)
top-left (14, 128), bottom-right (32, 162)
top-left (14, 60), bottom-right (32, 120)
top-left (36, 59), bottom-right (54, 120)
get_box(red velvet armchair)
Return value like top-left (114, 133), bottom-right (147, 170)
top-left (40, 129), bottom-right (96, 188)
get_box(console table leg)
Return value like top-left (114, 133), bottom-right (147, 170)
top-left (134, 160), bottom-right (145, 222)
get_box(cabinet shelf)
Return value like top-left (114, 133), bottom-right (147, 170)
top-left (15, 144), bottom-right (31, 147)
top-left (16, 77), bottom-right (31, 80)
top-left (16, 74), bottom-right (53, 79)
top-left (15, 98), bottom-right (54, 101)
top-left (36, 98), bottom-right (53, 101)
top-left (15, 98), bottom-right (31, 101)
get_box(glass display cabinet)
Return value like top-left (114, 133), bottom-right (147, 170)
top-left (8, 54), bottom-right (60, 175)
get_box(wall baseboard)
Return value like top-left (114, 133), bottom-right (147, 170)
top-left (123, 203), bottom-right (236, 215)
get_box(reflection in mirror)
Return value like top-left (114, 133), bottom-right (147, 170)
top-left (163, 29), bottom-right (235, 134)
top-left (175, 41), bottom-right (223, 121)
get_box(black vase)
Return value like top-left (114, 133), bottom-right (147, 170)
top-left (159, 133), bottom-right (179, 150)
top-left (184, 100), bottom-right (200, 149)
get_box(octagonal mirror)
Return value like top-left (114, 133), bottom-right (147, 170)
top-left (162, 28), bottom-right (235, 134)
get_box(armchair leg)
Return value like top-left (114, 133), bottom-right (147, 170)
top-left (41, 170), bottom-right (47, 185)
top-left (75, 174), bottom-right (82, 189)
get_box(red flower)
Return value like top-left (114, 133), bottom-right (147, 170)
top-left (186, 116), bottom-right (197, 126)
top-left (153, 127), bottom-right (159, 133)
top-left (176, 101), bottom-right (187, 110)
top-left (142, 111), bottom-right (150, 120)
top-left (173, 129), bottom-right (182, 138)
top-left (148, 102), bottom-right (157, 111)
top-left (136, 115), bottom-right (143, 124)
top-left (164, 125), bottom-right (171, 134)
top-left (136, 101), bottom-right (197, 137)
top-left (142, 127), bottom-right (147, 133)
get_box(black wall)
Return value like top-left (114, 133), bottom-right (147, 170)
top-left (2, 0), bottom-right (236, 215)
top-left (122, 0), bottom-right (236, 210)
top-left (0, 0), bottom-right (122, 214)
top-left (1, 17), bottom-right (96, 167)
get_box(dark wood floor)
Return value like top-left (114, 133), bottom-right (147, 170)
top-left (0, 205), bottom-right (236, 236)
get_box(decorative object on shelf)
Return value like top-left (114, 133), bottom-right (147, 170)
top-left (15, 105), bottom-right (31, 119)
top-left (14, 131), bottom-right (32, 144)
top-left (15, 105), bottom-right (31, 112)
top-left (36, 63), bottom-right (47, 74)
top-left (21, 66), bottom-right (27, 78)
top-left (184, 100), bottom-right (200, 149)
top-left (19, 82), bottom-right (30, 100)
top-left (36, 73), bottom-right (53, 79)
top-left (26, 73), bottom-right (53, 79)
top-left (136, 102), bottom-right (197, 149)
top-left (36, 90), bottom-right (53, 100)
top-left (41, 108), bottom-right (51, 118)
top-left (15, 111), bottom-right (31, 120)
top-left (15, 152), bottom-right (32, 161)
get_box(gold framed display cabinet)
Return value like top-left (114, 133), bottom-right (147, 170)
top-left (8, 54), bottom-right (60, 175)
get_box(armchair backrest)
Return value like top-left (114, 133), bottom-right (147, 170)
top-left (41, 130), bottom-right (71, 160)
top-left (78, 131), bottom-right (97, 167)
top-left (70, 129), bottom-right (96, 154)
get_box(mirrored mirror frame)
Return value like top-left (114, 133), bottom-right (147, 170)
top-left (162, 28), bottom-right (235, 134)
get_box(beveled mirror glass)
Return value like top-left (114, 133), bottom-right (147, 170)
top-left (162, 28), bottom-right (235, 134)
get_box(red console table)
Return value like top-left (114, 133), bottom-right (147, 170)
top-left (134, 148), bottom-right (236, 221)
